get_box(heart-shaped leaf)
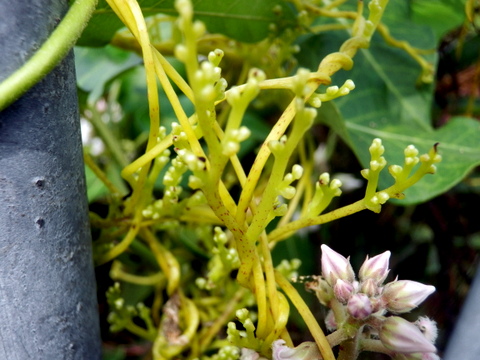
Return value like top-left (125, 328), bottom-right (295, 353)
top-left (299, 0), bottom-right (480, 205)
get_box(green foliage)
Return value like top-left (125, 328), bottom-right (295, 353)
top-left (297, 0), bottom-right (480, 205)
top-left (76, 0), bottom-right (297, 46)
top-left (75, 45), bottom-right (142, 102)
top-left (410, 0), bottom-right (467, 41)
top-left (4, 0), bottom-right (477, 359)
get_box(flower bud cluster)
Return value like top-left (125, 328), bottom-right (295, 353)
top-left (268, 135), bottom-right (288, 155)
top-left (308, 79), bottom-right (355, 108)
top-left (361, 138), bottom-right (389, 212)
top-left (227, 309), bottom-right (262, 350)
top-left (209, 345), bottom-right (240, 360)
top-left (306, 245), bottom-right (438, 357)
top-left (106, 282), bottom-right (153, 335)
top-left (222, 127), bottom-right (251, 157)
top-left (305, 172), bottom-right (342, 217)
top-left (196, 227), bottom-right (240, 290)
top-left (193, 60), bottom-right (227, 102)
top-left (389, 144), bottom-right (442, 185)
top-left (277, 164), bottom-right (303, 200)
top-left (142, 155), bottom-right (187, 220)
top-left (171, 122), bottom-right (190, 150)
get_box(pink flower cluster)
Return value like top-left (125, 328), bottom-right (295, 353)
top-left (306, 245), bottom-right (438, 359)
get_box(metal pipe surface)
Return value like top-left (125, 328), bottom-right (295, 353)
top-left (443, 266), bottom-right (480, 360)
top-left (0, 1), bottom-right (102, 359)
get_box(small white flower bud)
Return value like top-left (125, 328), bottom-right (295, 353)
top-left (292, 164), bottom-right (303, 179)
top-left (359, 250), bottom-right (390, 284)
top-left (174, 44), bottom-right (188, 62)
top-left (321, 245), bottom-right (355, 286)
top-left (347, 293), bottom-right (372, 320)
top-left (280, 186), bottom-right (296, 200)
top-left (192, 20), bottom-right (206, 38)
top-left (326, 86), bottom-right (339, 95)
top-left (382, 280), bottom-right (435, 314)
top-left (330, 179), bottom-right (342, 190)
top-left (405, 156), bottom-right (419, 166)
top-left (334, 279), bottom-right (354, 304)
top-left (319, 172), bottom-right (330, 184)
top-left (236, 308), bottom-right (249, 321)
top-left (380, 316), bottom-right (437, 354)
top-left (404, 145), bottom-right (419, 157)
top-left (369, 138), bottom-right (384, 156)
top-left (389, 165), bottom-right (403, 177)
top-left (344, 79), bottom-right (355, 90)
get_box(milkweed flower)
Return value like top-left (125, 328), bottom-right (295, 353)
top-left (380, 316), bottom-right (437, 354)
top-left (347, 293), bottom-right (372, 320)
top-left (382, 280), bottom-right (436, 314)
top-left (321, 244), bottom-right (355, 286)
top-left (359, 250), bottom-right (391, 284)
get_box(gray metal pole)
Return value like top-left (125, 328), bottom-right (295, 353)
top-left (443, 266), bottom-right (480, 360)
top-left (0, 1), bottom-right (102, 359)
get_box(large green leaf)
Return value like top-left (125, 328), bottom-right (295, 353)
top-left (298, 0), bottom-right (480, 205)
top-left (76, 0), bottom-right (296, 47)
top-left (75, 45), bottom-right (142, 102)
top-left (410, 0), bottom-right (466, 42)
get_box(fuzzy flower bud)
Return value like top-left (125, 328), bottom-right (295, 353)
top-left (380, 316), bottom-right (437, 354)
top-left (321, 245), bottom-right (355, 286)
top-left (347, 293), bottom-right (372, 320)
top-left (359, 250), bottom-right (390, 284)
top-left (333, 279), bottom-right (354, 304)
top-left (382, 280), bottom-right (435, 314)
top-left (415, 316), bottom-right (438, 344)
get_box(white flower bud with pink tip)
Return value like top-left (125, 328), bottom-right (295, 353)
top-left (382, 280), bottom-right (435, 314)
top-left (347, 293), bottom-right (372, 320)
top-left (334, 279), bottom-right (354, 304)
top-left (321, 245), bottom-right (355, 286)
top-left (380, 316), bottom-right (436, 354)
top-left (359, 250), bottom-right (391, 284)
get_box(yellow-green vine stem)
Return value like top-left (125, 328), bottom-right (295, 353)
top-left (0, 0), bottom-right (98, 111)
top-left (275, 271), bottom-right (335, 360)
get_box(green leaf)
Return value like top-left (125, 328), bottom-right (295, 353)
top-left (410, 0), bottom-right (466, 42)
top-left (297, 0), bottom-right (480, 205)
top-left (77, 0), bottom-right (296, 47)
top-left (75, 45), bottom-right (142, 102)
top-left (345, 116), bottom-right (480, 205)
top-left (85, 165), bottom-right (109, 202)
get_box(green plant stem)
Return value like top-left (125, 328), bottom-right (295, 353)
top-left (275, 270), bottom-right (335, 360)
top-left (269, 199), bottom-right (367, 243)
top-left (88, 106), bottom-right (130, 168)
top-left (0, 0), bottom-right (98, 111)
